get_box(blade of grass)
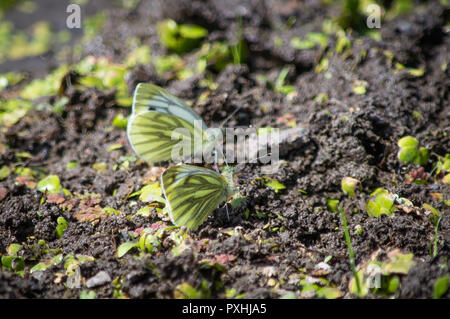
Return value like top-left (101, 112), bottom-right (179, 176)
top-left (432, 211), bottom-right (443, 258)
top-left (339, 204), bottom-right (361, 295)
top-left (231, 16), bottom-right (244, 65)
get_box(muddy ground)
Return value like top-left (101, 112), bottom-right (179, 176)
top-left (0, 0), bottom-right (449, 299)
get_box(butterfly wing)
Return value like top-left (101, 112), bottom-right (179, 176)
top-left (132, 83), bottom-right (208, 131)
top-left (127, 111), bottom-right (206, 162)
top-left (161, 165), bottom-right (230, 230)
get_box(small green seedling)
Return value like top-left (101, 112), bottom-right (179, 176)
top-left (138, 229), bottom-right (161, 254)
top-left (262, 177), bottom-right (286, 193)
top-left (341, 177), bottom-right (360, 197)
top-left (326, 199), bottom-right (339, 213)
top-left (434, 154), bottom-right (450, 183)
top-left (66, 161), bottom-right (79, 170)
top-left (349, 250), bottom-right (416, 297)
top-left (80, 290), bottom-right (96, 299)
top-left (366, 188), bottom-right (396, 217)
top-left (230, 17), bottom-right (248, 65)
top-left (433, 275), bottom-right (449, 299)
top-left (352, 84), bottom-right (366, 95)
top-left (157, 19), bottom-right (208, 53)
top-left (0, 165), bottom-right (11, 180)
top-left (299, 276), bottom-right (342, 299)
top-left (117, 241), bottom-right (137, 258)
top-left (56, 216), bottom-right (68, 238)
top-left (175, 281), bottom-right (211, 299)
top-left (117, 227), bottom-right (163, 258)
top-left (290, 32), bottom-right (328, 50)
top-left (30, 254), bottom-right (63, 273)
top-left (1, 244), bottom-right (25, 275)
top-left (339, 205), bottom-right (360, 296)
top-left (112, 113), bottom-right (128, 128)
top-left (423, 204), bottom-right (443, 258)
top-left (37, 175), bottom-right (64, 195)
top-left (256, 67), bottom-right (295, 96)
top-left (130, 182), bottom-right (165, 204)
top-left (274, 67), bottom-right (295, 96)
top-left (397, 136), bottom-right (429, 165)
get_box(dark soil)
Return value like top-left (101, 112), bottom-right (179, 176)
top-left (0, 0), bottom-right (449, 299)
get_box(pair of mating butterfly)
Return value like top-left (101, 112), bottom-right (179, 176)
top-left (127, 84), bottom-right (238, 231)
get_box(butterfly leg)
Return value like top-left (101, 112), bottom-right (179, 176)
top-left (225, 203), bottom-right (230, 222)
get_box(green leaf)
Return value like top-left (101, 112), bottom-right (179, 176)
top-left (383, 253), bottom-right (415, 274)
top-left (1, 255), bottom-right (25, 271)
top-left (112, 113), bottom-right (128, 129)
top-left (56, 217), bottom-right (68, 238)
top-left (408, 68), bottom-right (424, 77)
top-left (327, 199), bottom-right (339, 213)
top-left (422, 203), bottom-right (439, 217)
top-left (92, 162), bottom-right (108, 173)
top-left (138, 231), bottom-right (160, 254)
top-left (352, 85), bottom-right (366, 95)
top-left (157, 19), bottom-right (207, 53)
top-left (349, 270), bottom-right (369, 297)
top-left (317, 287), bottom-right (342, 299)
top-left (6, 243), bottom-right (22, 256)
top-left (66, 161), bottom-right (79, 170)
top-left (37, 175), bottom-right (63, 194)
top-left (433, 276), bottom-right (449, 299)
top-left (341, 177), bottom-right (359, 197)
top-left (443, 174), bottom-right (450, 184)
top-left (125, 46), bottom-right (151, 68)
top-left (0, 72), bottom-right (24, 90)
top-left (179, 24), bottom-right (208, 39)
top-left (117, 242), bottom-right (137, 258)
top-left (139, 182), bottom-right (165, 204)
top-left (136, 206), bottom-right (151, 217)
top-left (80, 290), bottom-right (96, 299)
top-left (397, 136), bottom-right (419, 148)
top-left (290, 37), bottom-right (315, 50)
top-left (20, 65), bottom-right (69, 99)
top-left (374, 192), bottom-right (395, 213)
top-left (398, 146), bottom-right (417, 164)
top-left (280, 292), bottom-right (297, 299)
top-left (386, 275), bottom-right (400, 294)
top-left (30, 254), bottom-right (63, 273)
top-left (366, 200), bottom-right (381, 217)
top-left (175, 282), bottom-right (210, 299)
top-left (0, 98), bottom-right (33, 126)
top-left (414, 147), bottom-right (429, 165)
top-left (263, 177), bottom-right (286, 193)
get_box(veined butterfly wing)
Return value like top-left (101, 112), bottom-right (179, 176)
top-left (128, 83), bottom-right (219, 163)
top-left (127, 111), bottom-right (206, 162)
top-left (161, 165), bottom-right (235, 230)
top-left (132, 83), bottom-right (208, 130)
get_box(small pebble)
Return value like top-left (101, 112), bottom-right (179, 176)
top-left (85, 271), bottom-right (111, 288)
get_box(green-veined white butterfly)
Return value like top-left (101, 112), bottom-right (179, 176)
top-left (161, 164), bottom-right (237, 231)
top-left (127, 83), bottom-right (220, 163)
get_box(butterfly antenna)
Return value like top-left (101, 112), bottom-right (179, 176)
top-left (219, 106), bottom-right (243, 129)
